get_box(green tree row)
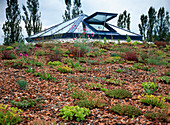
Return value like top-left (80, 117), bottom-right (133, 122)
top-left (2, 0), bottom-right (42, 45)
top-left (63, 0), bottom-right (83, 21)
top-left (117, 10), bottom-right (131, 31)
top-left (138, 7), bottom-right (170, 42)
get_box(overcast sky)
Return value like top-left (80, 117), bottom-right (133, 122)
top-left (0, 0), bottom-right (170, 45)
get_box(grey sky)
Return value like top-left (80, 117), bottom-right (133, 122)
top-left (0, 0), bottom-right (170, 45)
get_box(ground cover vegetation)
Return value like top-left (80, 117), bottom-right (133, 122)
top-left (0, 39), bottom-right (169, 124)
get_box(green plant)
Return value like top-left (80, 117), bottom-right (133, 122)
top-left (6, 46), bottom-right (14, 50)
top-left (104, 57), bottom-right (122, 64)
top-left (85, 83), bottom-right (108, 92)
top-left (115, 69), bottom-right (124, 73)
top-left (145, 111), bottom-right (169, 122)
top-left (111, 104), bottom-right (142, 117)
top-left (35, 51), bottom-right (47, 56)
top-left (57, 66), bottom-right (74, 73)
top-left (17, 79), bottom-right (28, 89)
top-left (100, 48), bottom-right (107, 52)
top-left (25, 66), bottom-right (35, 73)
top-left (1, 50), bottom-right (16, 60)
top-left (105, 89), bottom-right (132, 99)
top-left (71, 90), bottom-right (105, 109)
top-left (35, 71), bottom-right (58, 82)
top-left (104, 37), bottom-right (107, 43)
top-left (3, 59), bottom-right (28, 69)
top-left (138, 94), bottom-right (166, 108)
top-left (10, 97), bottom-right (44, 109)
top-left (133, 63), bottom-right (143, 69)
top-left (35, 62), bottom-right (43, 67)
top-left (126, 34), bottom-right (131, 43)
top-left (0, 104), bottom-right (23, 125)
top-left (59, 105), bottom-right (90, 122)
top-left (48, 61), bottom-right (62, 66)
top-left (105, 78), bottom-right (125, 86)
top-left (110, 53), bottom-right (120, 57)
top-left (142, 82), bottom-right (158, 94)
top-left (158, 76), bottom-right (170, 84)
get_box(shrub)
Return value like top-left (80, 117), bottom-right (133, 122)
top-left (104, 57), bottom-right (121, 64)
top-left (57, 66), bottom-right (74, 73)
top-left (110, 53), bottom-right (120, 57)
top-left (0, 104), bottom-right (23, 125)
top-left (111, 104), bottom-right (142, 117)
top-left (85, 83), bottom-right (108, 92)
top-left (1, 50), bottom-right (16, 60)
top-left (142, 82), bottom-right (158, 94)
top-left (59, 105), bottom-right (91, 122)
top-left (3, 59), bottom-right (28, 69)
top-left (48, 61), bottom-right (62, 66)
top-left (126, 35), bottom-right (131, 43)
top-left (158, 76), bottom-right (170, 84)
top-left (115, 69), bottom-right (125, 73)
top-left (145, 111), bottom-right (169, 122)
top-left (17, 79), bottom-right (28, 89)
top-left (35, 71), bottom-right (57, 82)
top-left (105, 89), bottom-right (132, 99)
top-left (70, 40), bottom-right (90, 58)
top-left (154, 41), bottom-right (167, 48)
top-left (10, 97), bottom-right (44, 109)
top-left (71, 90), bottom-right (105, 109)
top-left (123, 51), bottom-right (138, 62)
top-left (105, 78), bottom-right (125, 86)
top-left (6, 46), bottom-right (14, 50)
top-left (35, 51), bottom-right (47, 56)
top-left (138, 94), bottom-right (166, 108)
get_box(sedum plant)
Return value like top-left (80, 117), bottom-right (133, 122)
top-left (17, 79), bottom-right (28, 90)
top-left (48, 61), bottom-right (62, 66)
top-left (145, 111), bottom-right (169, 122)
top-left (71, 90), bottom-right (105, 109)
top-left (158, 76), bottom-right (170, 84)
top-left (141, 82), bottom-right (158, 94)
top-left (59, 105), bottom-right (91, 122)
top-left (10, 97), bottom-right (45, 109)
top-left (138, 94), bottom-right (166, 108)
top-left (105, 89), bottom-right (132, 99)
top-left (111, 104), bottom-right (142, 117)
top-left (57, 66), bottom-right (74, 73)
top-left (0, 104), bottom-right (23, 125)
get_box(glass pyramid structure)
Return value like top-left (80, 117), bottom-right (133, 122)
top-left (26, 12), bottom-right (142, 42)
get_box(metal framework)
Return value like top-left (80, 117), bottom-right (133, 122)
top-left (26, 12), bottom-right (142, 42)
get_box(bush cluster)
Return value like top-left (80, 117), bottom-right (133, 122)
top-left (59, 105), bottom-right (91, 122)
top-left (111, 104), bottom-right (142, 117)
top-left (0, 104), bottom-right (23, 125)
top-left (105, 89), bottom-right (132, 99)
top-left (71, 90), bottom-right (105, 109)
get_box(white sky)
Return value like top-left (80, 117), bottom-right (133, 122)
top-left (0, 0), bottom-right (170, 45)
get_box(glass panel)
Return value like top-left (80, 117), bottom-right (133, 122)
top-left (86, 14), bottom-right (113, 23)
top-left (109, 24), bottom-right (137, 36)
top-left (74, 22), bottom-right (94, 34)
top-left (30, 16), bottom-right (79, 37)
top-left (89, 24), bottom-right (109, 31)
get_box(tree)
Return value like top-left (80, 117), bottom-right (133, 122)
top-left (2, 0), bottom-right (23, 45)
top-left (117, 14), bottom-right (123, 28)
top-left (147, 7), bottom-right (156, 42)
top-left (117, 10), bottom-right (131, 30)
top-left (63, 0), bottom-right (72, 21)
top-left (138, 14), bottom-right (148, 40)
top-left (72, 0), bottom-right (83, 18)
top-left (127, 13), bottom-right (131, 30)
top-left (22, 0), bottom-right (42, 36)
top-left (154, 7), bottom-right (169, 41)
